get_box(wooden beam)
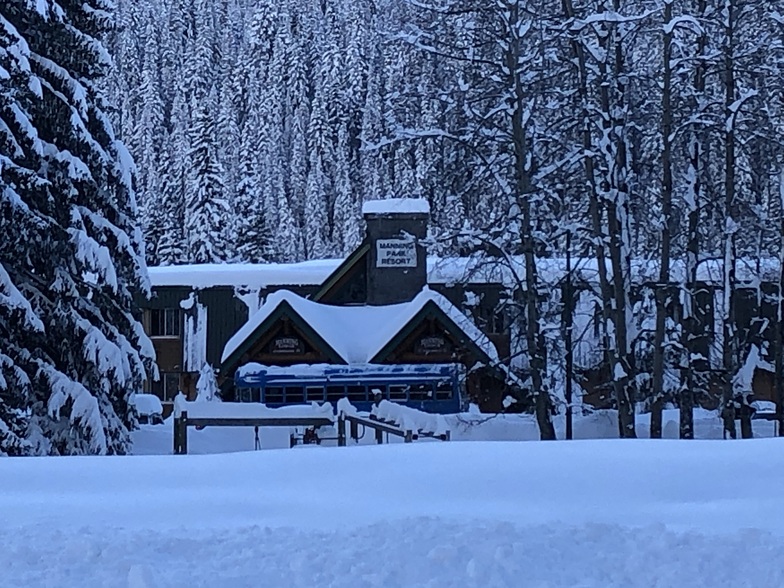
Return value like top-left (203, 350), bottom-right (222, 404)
top-left (184, 417), bottom-right (334, 428)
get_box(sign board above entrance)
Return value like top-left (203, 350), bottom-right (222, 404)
top-left (376, 239), bottom-right (417, 268)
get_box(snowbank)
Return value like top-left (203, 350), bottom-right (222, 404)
top-left (3, 440), bottom-right (784, 587)
top-left (128, 393), bottom-right (163, 417)
top-left (371, 399), bottom-right (449, 436)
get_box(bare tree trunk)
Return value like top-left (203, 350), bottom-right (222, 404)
top-left (721, 0), bottom-right (738, 440)
top-left (680, 0), bottom-right (708, 440)
top-left (777, 170), bottom-right (784, 437)
top-left (565, 229), bottom-right (575, 440)
top-left (561, 0), bottom-right (632, 437)
top-left (505, 0), bottom-right (555, 440)
top-left (599, 0), bottom-right (636, 438)
top-left (651, 0), bottom-right (675, 439)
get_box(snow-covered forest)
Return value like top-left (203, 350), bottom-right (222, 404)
top-left (114, 0), bottom-right (784, 266)
top-left (114, 0), bottom-right (784, 438)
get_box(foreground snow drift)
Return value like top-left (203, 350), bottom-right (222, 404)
top-left (2, 440), bottom-right (784, 587)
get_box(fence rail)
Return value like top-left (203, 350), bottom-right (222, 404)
top-left (337, 413), bottom-right (450, 446)
top-left (173, 410), bottom-right (334, 454)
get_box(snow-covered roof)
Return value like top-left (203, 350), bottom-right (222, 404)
top-left (221, 287), bottom-right (498, 366)
top-left (148, 255), bottom-right (782, 291)
top-left (148, 260), bottom-right (340, 289)
top-left (362, 198), bottom-right (431, 216)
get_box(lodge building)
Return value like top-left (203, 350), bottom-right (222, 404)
top-left (139, 198), bottom-right (784, 414)
top-left (140, 199), bottom-right (515, 412)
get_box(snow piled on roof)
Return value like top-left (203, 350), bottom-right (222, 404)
top-left (148, 259), bottom-right (340, 288)
top-left (222, 287), bottom-right (498, 365)
top-left (149, 255), bottom-right (784, 291)
top-left (362, 198), bottom-right (430, 216)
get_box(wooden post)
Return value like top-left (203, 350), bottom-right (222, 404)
top-left (337, 415), bottom-right (346, 447)
top-left (173, 414), bottom-right (179, 455)
top-left (350, 418), bottom-right (358, 441)
top-left (179, 411), bottom-right (188, 455)
top-left (375, 426), bottom-right (383, 444)
top-left (404, 430), bottom-right (413, 443)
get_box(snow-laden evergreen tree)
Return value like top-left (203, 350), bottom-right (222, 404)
top-left (1, 0), bottom-right (154, 455)
top-left (185, 91), bottom-right (230, 263)
top-left (332, 123), bottom-right (361, 255)
top-left (135, 6), bottom-right (166, 266)
top-left (195, 363), bottom-right (220, 402)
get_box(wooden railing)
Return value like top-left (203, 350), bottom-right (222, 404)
top-left (173, 410), bottom-right (334, 455)
top-left (337, 412), bottom-right (450, 446)
top-left (173, 406), bottom-right (451, 454)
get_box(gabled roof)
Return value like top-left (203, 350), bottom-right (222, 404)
top-left (221, 288), bottom-right (498, 370)
top-left (312, 240), bottom-right (370, 302)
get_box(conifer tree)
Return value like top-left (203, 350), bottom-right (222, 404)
top-left (1, 0), bottom-right (154, 455)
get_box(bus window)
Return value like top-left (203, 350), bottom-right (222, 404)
top-left (326, 386), bottom-right (345, 402)
top-left (388, 384), bottom-right (408, 400)
top-left (284, 386), bottom-right (305, 403)
top-left (264, 387), bottom-right (284, 403)
top-left (306, 386), bottom-right (325, 403)
top-left (346, 385), bottom-right (367, 401)
top-left (435, 380), bottom-right (453, 400)
top-left (409, 383), bottom-right (433, 401)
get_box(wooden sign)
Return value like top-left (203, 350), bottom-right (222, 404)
top-left (376, 239), bottom-right (417, 268)
top-left (416, 335), bottom-right (449, 355)
top-left (270, 336), bottom-right (304, 354)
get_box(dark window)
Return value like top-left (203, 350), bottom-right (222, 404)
top-left (409, 383), bottom-right (434, 401)
top-left (284, 386), bottom-right (304, 403)
top-left (388, 384), bottom-right (408, 400)
top-left (236, 387), bottom-right (260, 403)
top-left (326, 385), bottom-right (345, 402)
top-left (149, 308), bottom-right (180, 337)
top-left (305, 386), bottom-right (325, 403)
top-left (152, 372), bottom-right (180, 402)
top-left (346, 385), bottom-right (368, 401)
top-left (264, 387), bottom-right (284, 403)
top-left (436, 379), bottom-right (453, 400)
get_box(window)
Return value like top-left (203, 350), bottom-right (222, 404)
top-left (326, 385), bottom-right (345, 402)
top-left (150, 372), bottom-right (181, 402)
top-left (264, 387), bottom-right (284, 404)
top-left (408, 383), bottom-right (434, 401)
top-left (305, 386), bottom-right (325, 403)
top-left (149, 308), bottom-right (181, 337)
top-left (284, 386), bottom-right (304, 403)
top-left (346, 385), bottom-right (368, 402)
top-left (236, 387), bottom-right (260, 403)
top-left (388, 384), bottom-right (408, 401)
top-left (436, 379), bottom-right (453, 400)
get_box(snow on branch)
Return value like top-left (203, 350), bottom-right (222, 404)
top-left (43, 365), bottom-right (108, 455)
top-left (0, 264), bottom-right (44, 332)
top-left (68, 208), bottom-right (119, 292)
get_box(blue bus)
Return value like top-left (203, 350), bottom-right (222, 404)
top-left (234, 363), bottom-right (463, 414)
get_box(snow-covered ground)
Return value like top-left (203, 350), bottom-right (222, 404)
top-left (2, 436), bottom-right (784, 587)
top-left (130, 406), bottom-right (779, 455)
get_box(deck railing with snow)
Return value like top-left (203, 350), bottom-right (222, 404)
top-left (337, 399), bottom-right (450, 446)
top-left (172, 400), bottom-right (335, 454)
